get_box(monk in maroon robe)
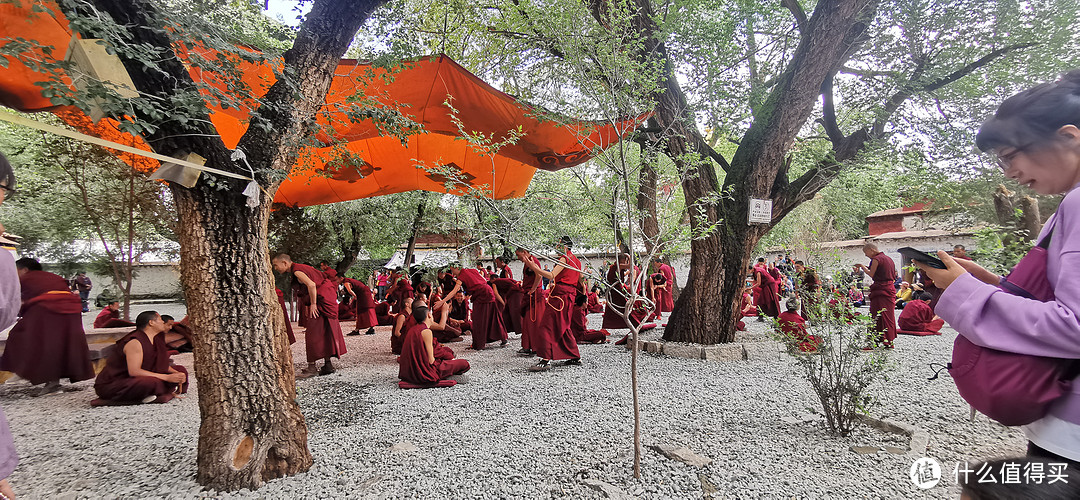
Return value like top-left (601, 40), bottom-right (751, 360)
top-left (603, 254), bottom-right (647, 330)
top-left (447, 293), bottom-right (472, 334)
top-left (447, 265), bottom-right (507, 350)
top-left (272, 254), bottom-right (347, 376)
top-left (2, 260), bottom-right (93, 394)
top-left (93, 310), bottom-right (188, 405)
top-left (375, 300), bottom-right (395, 326)
top-left (391, 298), bottom-right (418, 355)
top-left (161, 315), bottom-right (194, 353)
top-left (275, 288), bottom-right (297, 344)
top-left (740, 289), bottom-right (758, 317)
top-left (340, 276), bottom-right (378, 335)
top-left (776, 299), bottom-right (820, 353)
top-left (586, 288), bottom-right (604, 314)
top-left (752, 259), bottom-right (780, 318)
top-left (93, 301), bottom-right (136, 329)
top-left (492, 277), bottom-right (523, 335)
top-left (386, 270), bottom-right (414, 314)
top-left (515, 247), bottom-right (544, 356)
top-left (570, 280), bottom-right (608, 344)
top-left (653, 258), bottom-right (675, 312)
top-left (494, 256), bottom-right (514, 279)
top-left (524, 236), bottom-right (583, 371)
top-left (897, 292), bottom-right (944, 334)
top-left (855, 243), bottom-right (897, 347)
top-left (398, 301), bottom-right (469, 385)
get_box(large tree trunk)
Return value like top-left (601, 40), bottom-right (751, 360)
top-left (174, 182), bottom-right (309, 487)
top-left (62, 0), bottom-right (388, 490)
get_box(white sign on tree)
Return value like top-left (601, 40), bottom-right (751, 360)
top-left (748, 198), bottom-right (772, 224)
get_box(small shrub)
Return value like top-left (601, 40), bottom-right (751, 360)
top-left (771, 292), bottom-right (892, 436)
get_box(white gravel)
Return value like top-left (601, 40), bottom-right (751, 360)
top-left (0, 310), bottom-right (1026, 499)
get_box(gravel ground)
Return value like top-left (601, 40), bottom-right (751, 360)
top-left (0, 309), bottom-right (1027, 499)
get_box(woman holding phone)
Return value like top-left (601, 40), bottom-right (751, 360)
top-left (919, 71), bottom-right (1080, 466)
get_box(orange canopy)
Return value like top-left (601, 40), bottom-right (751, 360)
top-left (0, 2), bottom-right (640, 206)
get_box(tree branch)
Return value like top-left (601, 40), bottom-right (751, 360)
top-left (781, 0), bottom-right (808, 38)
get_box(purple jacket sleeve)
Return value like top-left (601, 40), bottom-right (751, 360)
top-left (937, 185), bottom-right (1080, 358)
top-left (0, 250), bottom-right (20, 331)
top-left (0, 407), bottom-right (17, 480)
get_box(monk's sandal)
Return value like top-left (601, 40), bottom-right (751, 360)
top-left (528, 359), bottom-right (550, 372)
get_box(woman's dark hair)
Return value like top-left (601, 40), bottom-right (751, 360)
top-left (976, 70), bottom-right (1080, 152)
top-left (0, 152), bottom-right (13, 192)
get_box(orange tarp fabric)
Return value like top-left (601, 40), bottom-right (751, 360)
top-left (0, 2), bottom-right (640, 206)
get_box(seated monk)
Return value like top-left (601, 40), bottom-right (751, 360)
top-left (375, 299), bottom-right (395, 326)
top-left (161, 315), bottom-right (194, 353)
top-left (93, 310), bottom-right (188, 405)
top-left (776, 298), bottom-right (820, 353)
top-left (94, 301), bottom-right (136, 329)
top-left (571, 282), bottom-right (608, 344)
top-left (391, 298), bottom-right (418, 355)
top-left (398, 301), bottom-right (470, 385)
top-left (447, 291), bottom-right (473, 335)
top-left (897, 292), bottom-right (944, 335)
top-left (586, 286), bottom-right (604, 314)
top-left (428, 291), bottom-right (465, 343)
top-left (740, 288), bottom-right (758, 317)
top-left (0, 258), bottom-right (94, 395)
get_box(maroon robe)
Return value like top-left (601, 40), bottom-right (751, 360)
top-left (94, 330), bottom-right (188, 402)
top-left (754, 265), bottom-right (780, 318)
top-left (777, 311), bottom-right (819, 352)
top-left (0, 271), bottom-right (94, 385)
top-left (867, 252), bottom-right (898, 345)
top-left (499, 264), bottom-right (513, 279)
top-left (741, 292), bottom-right (757, 317)
top-left (518, 255), bottom-right (543, 351)
top-left (344, 278), bottom-right (378, 329)
top-left (448, 296), bottom-right (472, 333)
top-left (648, 273), bottom-right (667, 320)
top-left (388, 277), bottom-right (414, 313)
top-left (458, 268), bottom-right (507, 350)
top-left (391, 313), bottom-right (418, 355)
top-left (398, 323), bottom-right (469, 385)
top-left (602, 264), bottom-right (647, 329)
top-left (897, 299), bottom-right (943, 334)
top-left (492, 277), bottom-right (523, 334)
top-left (586, 292), bottom-right (604, 314)
top-left (657, 263), bottom-right (675, 312)
top-left (291, 263), bottom-right (347, 363)
top-left (93, 308), bottom-right (135, 329)
top-left (375, 302), bottom-right (395, 326)
top-left (275, 288), bottom-right (296, 344)
top-left (571, 302), bottom-right (607, 344)
top-left (534, 251), bottom-right (582, 360)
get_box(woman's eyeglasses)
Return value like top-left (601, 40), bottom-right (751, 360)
top-left (0, 183), bottom-right (13, 198)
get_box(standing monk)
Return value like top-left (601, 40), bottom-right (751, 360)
top-left (272, 254), bottom-right (347, 376)
top-left (515, 247), bottom-right (543, 356)
top-left (2, 258), bottom-right (94, 395)
top-left (752, 258), bottom-right (780, 318)
top-left (523, 236), bottom-right (583, 371)
top-left (340, 275), bottom-right (377, 336)
top-left (653, 257), bottom-right (675, 313)
top-left (793, 260), bottom-right (821, 320)
top-left (93, 310), bottom-right (188, 405)
top-left (492, 277), bottom-right (524, 335)
top-left (446, 263), bottom-right (506, 350)
top-left (494, 256), bottom-right (514, 279)
top-left (854, 242), bottom-right (897, 348)
top-left (603, 254), bottom-right (648, 330)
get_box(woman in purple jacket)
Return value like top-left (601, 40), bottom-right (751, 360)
top-left (921, 71), bottom-right (1080, 465)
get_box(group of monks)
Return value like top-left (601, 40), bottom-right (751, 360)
top-left (0, 257), bottom-right (189, 404)
top-left (751, 242), bottom-right (949, 353)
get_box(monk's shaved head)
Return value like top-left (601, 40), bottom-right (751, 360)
top-left (862, 242), bottom-right (878, 252)
top-left (272, 253), bottom-right (292, 263)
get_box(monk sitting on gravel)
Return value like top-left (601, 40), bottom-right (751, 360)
top-left (92, 310), bottom-right (188, 406)
top-left (398, 300), bottom-right (469, 386)
top-left (897, 292), bottom-right (944, 335)
top-left (93, 301), bottom-right (135, 329)
top-left (776, 298), bottom-right (820, 353)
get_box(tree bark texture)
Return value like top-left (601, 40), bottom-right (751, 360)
top-left (66, 0), bottom-right (387, 490)
top-left (595, 0), bottom-right (878, 344)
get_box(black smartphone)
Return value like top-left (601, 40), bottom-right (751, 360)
top-left (897, 247), bottom-right (947, 269)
